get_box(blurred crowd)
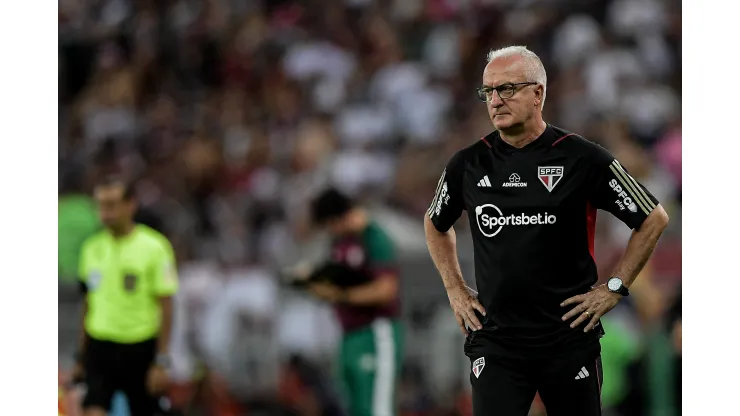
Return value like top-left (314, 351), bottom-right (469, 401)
top-left (58, 0), bottom-right (682, 415)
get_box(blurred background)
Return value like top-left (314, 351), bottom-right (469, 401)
top-left (58, 0), bottom-right (682, 415)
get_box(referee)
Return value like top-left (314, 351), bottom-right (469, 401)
top-left (424, 46), bottom-right (669, 416)
top-left (73, 177), bottom-right (178, 416)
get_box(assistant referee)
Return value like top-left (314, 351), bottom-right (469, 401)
top-left (424, 46), bottom-right (669, 416)
top-left (73, 177), bottom-right (178, 416)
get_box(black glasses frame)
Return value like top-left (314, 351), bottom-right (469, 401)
top-left (476, 82), bottom-right (538, 102)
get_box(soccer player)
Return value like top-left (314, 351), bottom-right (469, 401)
top-left (73, 177), bottom-right (179, 416)
top-left (424, 46), bottom-right (669, 416)
top-left (299, 188), bottom-right (404, 416)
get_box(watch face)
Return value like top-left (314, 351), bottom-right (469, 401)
top-left (608, 278), bottom-right (622, 291)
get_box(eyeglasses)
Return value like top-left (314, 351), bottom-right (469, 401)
top-left (476, 82), bottom-right (538, 102)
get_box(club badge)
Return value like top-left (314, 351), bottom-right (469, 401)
top-left (538, 166), bottom-right (564, 192)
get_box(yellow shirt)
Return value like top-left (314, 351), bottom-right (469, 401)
top-left (78, 225), bottom-right (178, 343)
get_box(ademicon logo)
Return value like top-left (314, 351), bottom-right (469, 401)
top-left (475, 204), bottom-right (557, 237)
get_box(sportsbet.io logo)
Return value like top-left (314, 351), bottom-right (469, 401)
top-left (475, 204), bottom-right (557, 237)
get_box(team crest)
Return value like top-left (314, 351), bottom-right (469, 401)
top-left (538, 166), bottom-right (564, 192)
top-left (346, 246), bottom-right (365, 268)
top-left (472, 357), bottom-right (485, 378)
top-left (88, 270), bottom-right (102, 290)
top-left (123, 274), bottom-right (138, 292)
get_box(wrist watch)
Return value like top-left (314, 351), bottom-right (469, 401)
top-left (607, 277), bottom-right (630, 296)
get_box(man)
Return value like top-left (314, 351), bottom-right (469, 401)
top-left (74, 177), bottom-right (179, 416)
top-left (298, 188), bottom-right (404, 416)
top-left (424, 46), bottom-right (669, 416)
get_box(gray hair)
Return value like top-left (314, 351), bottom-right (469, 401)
top-left (486, 46), bottom-right (548, 109)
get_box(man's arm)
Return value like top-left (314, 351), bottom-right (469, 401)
top-left (342, 274), bottom-right (399, 306)
top-left (424, 215), bottom-right (466, 292)
top-left (157, 297), bottom-right (174, 355)
top-left (308, 273), bottom-right (399, 306)
top-left (425, 213), bottom-right (485, 333)
top-left (77, 291), bottom-right (88, 359)
top-left (71, 278), bottom-right (89, 381)
top-left (611, 205), bottom-right (670, 288)
top-left (563, 206), bottom-right (669, 332)
top-left (151, 238), bottom-right (179, 359)
top-left (311, 223), bottom-right (401, 306)
top-left (562, 151), bottom-right (668, 331)
top-left (424, 151), bottom-right (485, 333)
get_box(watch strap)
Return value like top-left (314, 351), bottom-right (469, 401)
top-left (618, 285), bottom-right (630, 296)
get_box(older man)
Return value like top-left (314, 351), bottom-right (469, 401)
top-left (424, 46), bottom-right (669, 416)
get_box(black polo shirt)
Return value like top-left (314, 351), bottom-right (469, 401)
top-left (427, 124), bottom-right (659, 356)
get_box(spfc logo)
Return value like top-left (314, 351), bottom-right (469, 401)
top-left (472, 357), bottom-right (485, 378)
top-left (538, 166), bottom-right (564, 192)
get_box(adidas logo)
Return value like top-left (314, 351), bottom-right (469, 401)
top-left (477, 175), bottom-right (492, 188)
top-left (574, 366), bottom-right (590, 380)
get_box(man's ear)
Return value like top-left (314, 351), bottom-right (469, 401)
top-left (535, 85), bottom-right (544, 106)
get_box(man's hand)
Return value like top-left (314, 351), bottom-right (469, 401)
top-left (146, 364), bottom-right (170, 395)
top-left (284, 262), bottom-right (313, 282)
top-left (561, 285), bottom-right (622, 332)
top-left (447, 285), bottom-right (487, 335)
top-left (309, 282), bottom-right (346, 303)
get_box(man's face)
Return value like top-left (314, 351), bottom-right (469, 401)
top-left (482, 57), bottom-right (543, 130)
top-left (94, 184), bottom-right (135, 229)
top-left (325, 215), bottom-right (351, 237)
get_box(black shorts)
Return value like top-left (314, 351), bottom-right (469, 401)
top-left (83, 336), bottom-right (160, 415)
top-left (466, 341), bottom-right (603, 416)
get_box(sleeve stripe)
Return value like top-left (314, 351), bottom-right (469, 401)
top-left (608, 164), bottom-right (650, 215)
top-left (610, 165), bottom-right (650, 216)
top-left (612, 160), bottom-right (657, 210)
top-left (609, 163), bottom-right (653, 216)
top-left (427, 169), bottom-right (446, 216)
top-left (612, 160), bottom-right (656, 211)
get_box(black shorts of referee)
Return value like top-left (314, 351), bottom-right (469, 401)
top-left (83, 336), bottom-right (162, 415)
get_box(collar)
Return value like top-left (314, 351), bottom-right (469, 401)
top-left (489, 123), bottom-right (556, 154)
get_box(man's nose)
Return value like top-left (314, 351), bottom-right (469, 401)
top-left (489, 91), bottom-right (504, 108)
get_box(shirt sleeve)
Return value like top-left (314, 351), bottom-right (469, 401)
top-left (151, 238), bottom-right (179, 296)
top-left (427, 151), bottom-right (466, 233)
top-left (589, 146), bottom-right (660, 230)
top-left (364, 226), bottom-right (397, 278)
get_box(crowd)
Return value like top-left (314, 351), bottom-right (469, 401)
top-left (58, 0), bottom-right (681, 415)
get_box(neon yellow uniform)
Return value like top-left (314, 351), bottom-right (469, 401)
top-left (78, 225), bottom-right (178, 343)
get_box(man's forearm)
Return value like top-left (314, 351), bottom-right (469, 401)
top-left (157, 297), bottom-right (173, 355)
top-left (611, 205), bottom-right (670, 287)
top-left (424, 214), bottom-right (466, 292)
top-left (78, 298), bottom-right (88, 354)
top-left (344, 275), bottom-right (398, 306)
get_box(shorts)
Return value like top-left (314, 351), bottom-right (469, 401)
top-left (83, 336), bottom-right (160, 415)
top-left (466, 340), bottom-right (603, 416)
